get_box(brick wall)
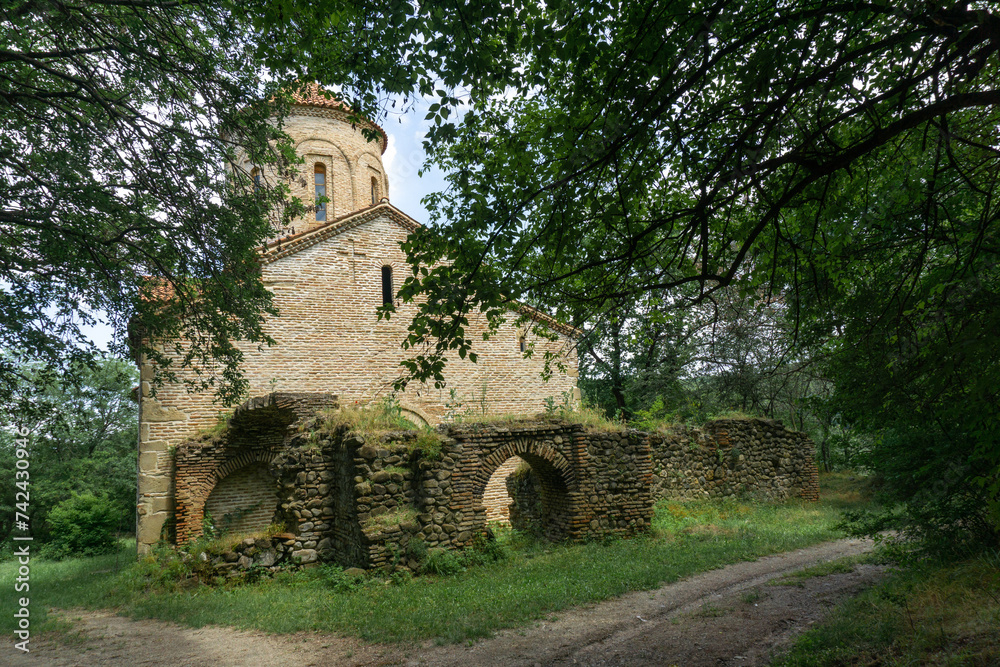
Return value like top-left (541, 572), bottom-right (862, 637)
top-left (245, 104), bottom-right (390, 239)
top-left (204, 463), bottom-right (277, 534)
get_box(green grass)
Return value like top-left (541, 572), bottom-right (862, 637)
top-left (769, 555), bottom-right (866, 587)
top-left (774, 552), bottom-right (1000, 666)
top-left (447, 403), bottom-right (625, 433)
top-left (0, 472), bottom-right (871, 644)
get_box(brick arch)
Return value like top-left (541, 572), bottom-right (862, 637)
top-left (214, 449), bottom-right (280, 483)
top-left (472, 437), bottom-right (578, 541)
top-left (398, 404), bottom-right (430, 427)
top-left (472, 438), bottom-right (577, 498)
top-left (173, 392), bottom-right (337, 544)
top-left (177, 449), bottom-right (281, 543)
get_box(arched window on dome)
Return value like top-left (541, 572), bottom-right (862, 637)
top-left (381, 265), bottom-right (393, 306)
top-left (315, 163), bottom-right (327, 221)
top-left (251, 167), bottom-right (261, 192)
top-left (371, 176), bottom-right (378, 205)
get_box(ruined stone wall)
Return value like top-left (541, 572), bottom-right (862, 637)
top-left (167, 403), bottom-right (818, 573)
top-left (647, 418), bottom-right (820, 502)
top-left (171, 393), bottom-right (337, 545)
top-left (186, 417), bottom-right (652, 572)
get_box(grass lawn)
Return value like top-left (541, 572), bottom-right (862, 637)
top-left (0, 471), bottom-right (870, 643)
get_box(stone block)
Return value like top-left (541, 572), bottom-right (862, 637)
top-left (291, 549), bottom-right (318, 564)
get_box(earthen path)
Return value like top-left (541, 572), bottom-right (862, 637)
top-left (13, 538), bottom-right (883, 666)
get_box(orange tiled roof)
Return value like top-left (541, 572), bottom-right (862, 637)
top-left (288, 82), bottom-right (388, 154)
top-left (140, 277), bottom-right (175, 302)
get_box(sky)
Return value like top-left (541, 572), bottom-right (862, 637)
top-left (83, 102), bottom-right (447, 352)
top-left (379, 100), bottom-right (448, 222)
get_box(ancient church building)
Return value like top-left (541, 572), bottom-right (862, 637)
top-left (134, 85), bottom-right (581, 555)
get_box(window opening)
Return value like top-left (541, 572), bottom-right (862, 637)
top-left (315, 163), bottom-right (327, 221)
top-left (381, 265), bottom-right (393, 305)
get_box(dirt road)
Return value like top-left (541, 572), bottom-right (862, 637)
top-left (12, 537), bottom-right (883, 666)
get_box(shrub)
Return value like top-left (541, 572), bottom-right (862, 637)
top-left (43, 493), bottom-right (122, 559)
top-left (320, 564), bottom-right (366, 592)
top-left (410, 429), bottom-right (443, 459)
top-left (421, 547), bottom-right (464, 575)
top-left (461, 532), bottom-right (507, 566)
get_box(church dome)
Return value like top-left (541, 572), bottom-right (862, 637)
top-left (282, 83), bottom-right (390, 234)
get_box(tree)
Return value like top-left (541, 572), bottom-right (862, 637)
top-left (0, 356), bottom-right (138, 547)
top-left (1, 0), bottom-right (306, 404)
top-left (577, 294), bottom-right (693, 419)
top-left (256, 0), bottom-right (999, 544)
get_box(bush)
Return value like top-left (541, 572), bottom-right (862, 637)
top-left (421, 547), bottom-right (464, 575)
top-left (461, 532), bottom-right (507, 567)
top-left (320, 564), bottom-right (366, 592)
top-left (42, 493), bottom-right (122, 559)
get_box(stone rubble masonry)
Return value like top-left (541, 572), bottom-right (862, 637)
top-left (168, 395), bottom-right (819, 574)
top-left (172, 393), bottom-right (338, 545)
top-left (648, 418), bottom-right (821, 502)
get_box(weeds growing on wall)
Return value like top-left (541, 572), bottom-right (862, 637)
top-left (320, 396), bottom-right (417, 433)
top-left (194, 412), bottom-right (232, 443)
top-left (363, 506), bottom-right (419, 532)
top-left (315, 397), bottom-right (445, 458)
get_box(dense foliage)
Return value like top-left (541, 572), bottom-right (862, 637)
top-left (256, 0), bottom-right (999, 547)
top-left (3, 0), bottom-right (997, 555)
top-left (1, 0), bottom-right (308, 404)
top-left (0, 357), bottom-right (137, 553)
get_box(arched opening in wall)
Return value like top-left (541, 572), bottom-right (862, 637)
top-left (476, 449), bottom-right (573, 541)
top-left (371, 175), bottom-right (379, 204)
top-left (204, 463), bottom-right (277, 535)
top-left (482, 456), bottom-right (524, 524)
